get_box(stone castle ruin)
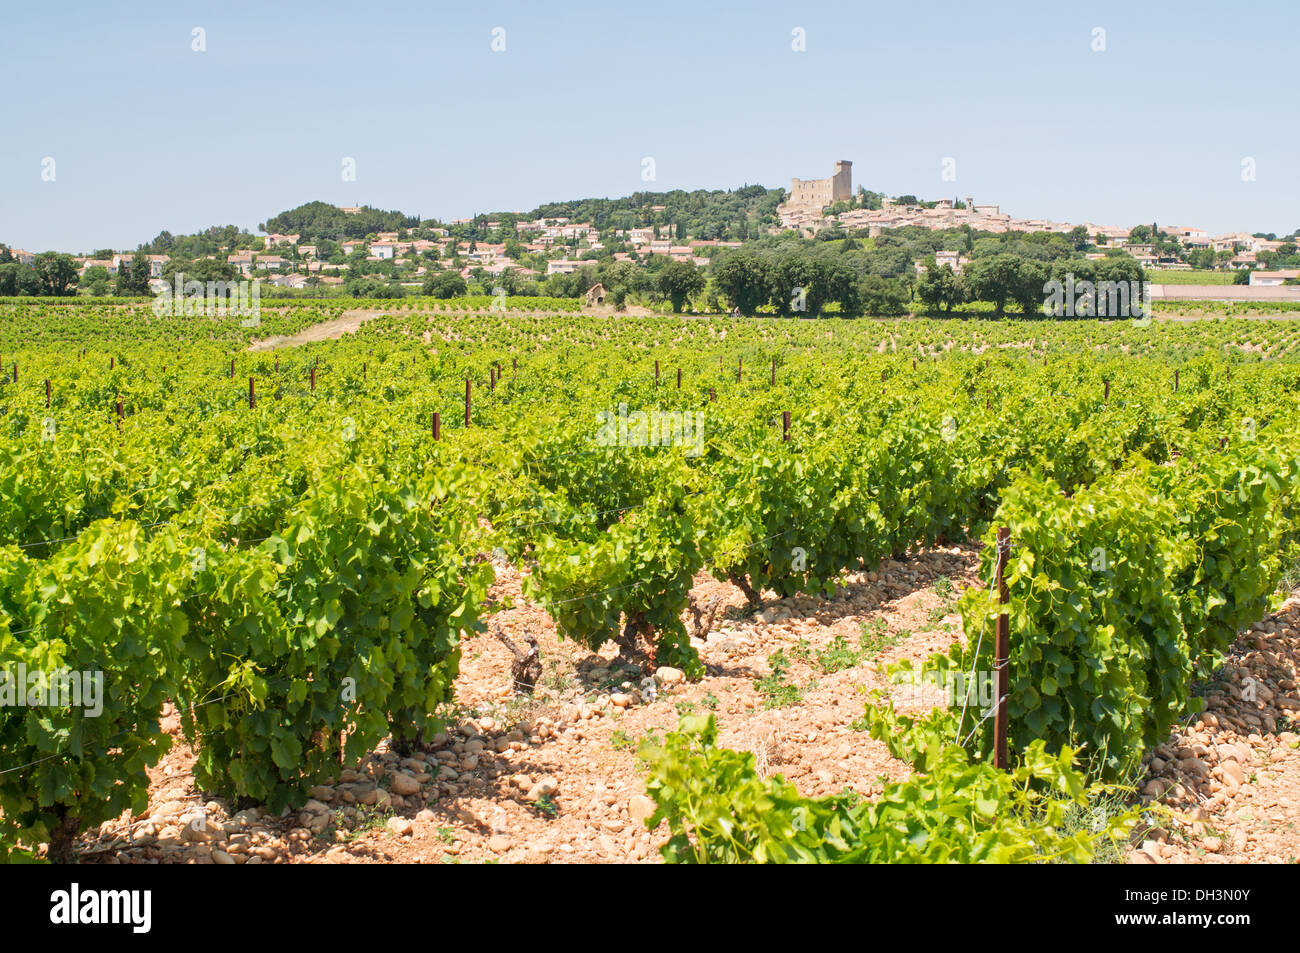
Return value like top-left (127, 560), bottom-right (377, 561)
top-left (787, 160), bottom-right (852, 209)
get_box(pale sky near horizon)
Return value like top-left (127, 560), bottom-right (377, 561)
top-left (2, 0), bottom-right (1296, 252)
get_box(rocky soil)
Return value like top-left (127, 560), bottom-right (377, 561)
top-left (69, 543), bottom-right (1300, 865)
top-left (1128, 605), bottom-right (1300, 864)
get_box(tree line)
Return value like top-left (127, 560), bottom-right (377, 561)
top-left (917, 254), bottom-right (1146, 318)
top-left (0, 248), bottom-right (80, 297)
top-left (0, 229), bottom-right (1148, 318)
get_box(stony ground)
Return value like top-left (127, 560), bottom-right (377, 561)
top-left (73, 542), bottom-right (1300, 865)
top-left (1128, 604), bottom-right (1300, 864)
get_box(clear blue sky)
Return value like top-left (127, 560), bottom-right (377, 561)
top-left (2, 0), bottom-right (1296, 252)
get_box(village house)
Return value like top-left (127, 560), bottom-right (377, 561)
top-left (79, 258), bottom-right (114, 275)
top-left (558, 225), bottom-right (598, 242)
top-left (1212, 233), bottom-right (1253, 253)
top-left (464, 243), bottom-right (506, 263)
top-left (915, 250), bottom-right (970, 276)
top-left (546, 259), bottom-right (594, 275)
top-left (1087, 224), bottom-right (1132, 243)
top-left (109, 253), bottom-right (170, 277)
top-left (935, 250), bottom-right (968, 274)
top-left (1249, 269), bottom-right (1300, 287)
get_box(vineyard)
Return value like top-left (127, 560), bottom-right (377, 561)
top-left (2, 300), bottom-right (1300, 864)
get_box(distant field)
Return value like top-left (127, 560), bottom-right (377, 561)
top-left (1150, 269), bottom-right (1234, 285)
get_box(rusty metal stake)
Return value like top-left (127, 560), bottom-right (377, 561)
top-left (994, 526), bottom-right (1011, 771)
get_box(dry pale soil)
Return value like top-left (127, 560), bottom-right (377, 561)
top-left (247, 309), bottom-right (386, 350)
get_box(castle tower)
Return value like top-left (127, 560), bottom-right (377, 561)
top-left (831, 160), bottom-right (852, 203)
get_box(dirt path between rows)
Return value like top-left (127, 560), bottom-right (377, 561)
top-left (248, 309), bottom-right (389, 350)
